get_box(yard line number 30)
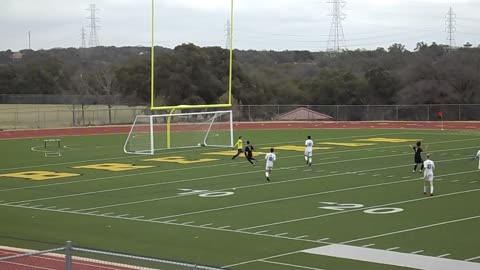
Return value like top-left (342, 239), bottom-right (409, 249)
top-left (319, 202), bottom-right (404, 215)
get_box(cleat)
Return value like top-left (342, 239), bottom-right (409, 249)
top-left (430, 193), bottom-right (434, 196)
top-left (424, 192), bottom-right (427, 195)
top-left (266, 177), bottom-right (270, 182)
top-left (412, 170), bottom-right (416, 173)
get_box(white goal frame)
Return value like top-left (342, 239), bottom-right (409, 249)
top-left (123, 110), bottom-right (234, 155)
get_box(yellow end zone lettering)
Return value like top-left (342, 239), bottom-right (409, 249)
top-left (319, 142), bottom-right (375, 147)
top-left (145, 156), bottom-right (219, 164)
top-left (356, 138), bottom-right (419, 143)
top-left (73, 163), bottom-right (154, 172)
top-left (0, 171), bottom-right (80, 181)
top-left (261, 146), bottom-right (332, 152)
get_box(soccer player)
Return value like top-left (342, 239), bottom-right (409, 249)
top-left (423, 154), bottom-right (435, 196)
top-left (231, 136), bottom-right (243, 160)
top-left (305, 135), bottom-right (314, 166)
top-left (474, 149), bottom-right (480, 169)
top-left (244, 141), bottom-right (256, 165)
top-left (412, 141), bottom-right (426, 173)
top-left (265, 148), bottom-right (276, 181)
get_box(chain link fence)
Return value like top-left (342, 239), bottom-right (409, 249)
top-left (0, 241), bottom-right (226, 270)
top-left (0, 104), bottom-right (479, 130)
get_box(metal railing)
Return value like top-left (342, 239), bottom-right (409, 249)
top-left (0, 241), bottom-right (226, 270)
top-left (0, 104), bottom-right (479, 130)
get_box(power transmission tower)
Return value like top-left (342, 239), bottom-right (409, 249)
top-left (81, 27), bottom-right (87, 48)
top-left (445, 6), bottom-right (456, 50)
top-left (326, 0), bottom-right (347, 53)
top-left (225, 19), bottom-right (231, 50)
top-left (87, 4), bottom-right (100, 47)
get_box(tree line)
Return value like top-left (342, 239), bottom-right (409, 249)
top-left (1, 42), bottom-right (479, 106)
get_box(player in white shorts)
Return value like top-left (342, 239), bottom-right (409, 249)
top-left (423, 154), bottom-right (435, 196)
top-left (305, 136), bottom-right (314, 166)
top-left (475, 149), bottom-right (480, 170)
top-left (265, 148), bottom-right (276, 182)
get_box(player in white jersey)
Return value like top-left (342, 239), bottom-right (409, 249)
top-left (475, 149), bottom-right (480, 170)
top-left (305, 136), bottom-right (314, 166)
top-left (423, 154), bottom-right (435, 196)
top-left (265, 148), bottom-right (276, 182)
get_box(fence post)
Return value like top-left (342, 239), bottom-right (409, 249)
top-left (65, 241), bottom-right (73, 270)
top-left (396, 105), bottom-right (399, 121)
top-left (427, 105), bottom-right (430, 121)
top-left (336, 105), bottom-right (339, 121)
top-left (458, 104), bottom-right (461, 121)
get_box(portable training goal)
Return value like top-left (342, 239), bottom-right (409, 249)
top-left (124, 110), bottom-right (234, 155)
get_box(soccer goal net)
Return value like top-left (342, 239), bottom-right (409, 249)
top-left (124, 110), bottom-right (234, 155)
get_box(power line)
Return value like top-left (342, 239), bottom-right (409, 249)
top-left (326, 0), bottom-right (347, 53)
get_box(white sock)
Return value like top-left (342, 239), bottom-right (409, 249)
top-left (424, 185), bottom-right (427, 193)
top-left (430, 185), bottom-right (434, 194)
top-left (265, 172), bottom-right (269, 177)
top-left (305, 156), bottom-right (308, 161)
top-left (309, 158), bottom-right (312, 164)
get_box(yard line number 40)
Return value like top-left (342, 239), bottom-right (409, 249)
top-left (319, 202), bottom-right (404, 215)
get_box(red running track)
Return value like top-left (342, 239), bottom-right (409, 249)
top-left (0, 247), bottom-right (146, 270)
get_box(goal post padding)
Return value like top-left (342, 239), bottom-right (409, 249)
top-left (124, 110), bottom-right (234, 155)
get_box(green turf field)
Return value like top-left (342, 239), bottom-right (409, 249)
top-left (0, 128), bottom-right (479, 269)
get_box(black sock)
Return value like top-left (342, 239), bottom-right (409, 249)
top-left (414, 165), bottom-right (418, 171)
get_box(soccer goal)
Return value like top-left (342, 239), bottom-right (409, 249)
top-left (124, 110), bottom-right (234, 155)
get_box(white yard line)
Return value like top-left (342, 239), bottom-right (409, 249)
top-left (223, 250), bottom-right (302, 268)
top-left (362, 243), bottom-right (375, 248)
top-left (438, 254), bottom-right (450, 258)
top-left (411, 250), bottom-right (424, 254)
top-left (466, 256), bottom-right (480, 262)
top-left (255, 230), bottom-right (269, 234)
top-left (386, 247), bottom-right (400, 251)
top-left (260, 260), bottom-right (325, 270)
top-left (342, 215), bottom-right (480, 244)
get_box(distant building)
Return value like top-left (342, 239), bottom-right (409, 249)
top-left (463, 42), bottom-right (473, 48)
top-left (275, 107), bottom-right (334, 121)
top-left (9, 52), bottom-right (23, 61)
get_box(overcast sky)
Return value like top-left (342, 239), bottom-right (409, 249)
top-left (1, 0), bottom-right (479, 52)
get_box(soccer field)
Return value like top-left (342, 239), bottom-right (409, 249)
top-left (0, 128), bottom-right (479, 270)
